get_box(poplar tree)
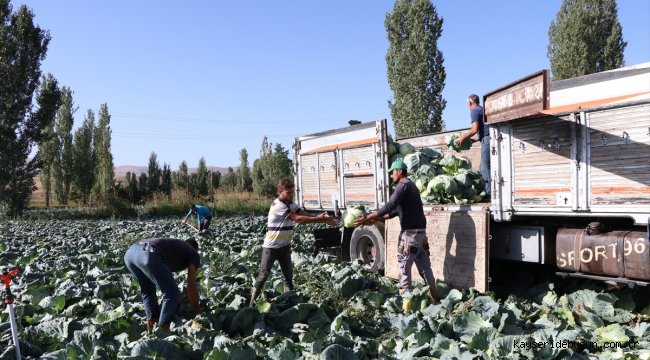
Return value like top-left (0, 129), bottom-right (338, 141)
top-left (195, 157), bottom-right (209, 196)
top-left (385, 0), bottom-right (446, 137)
top-left (36, 75), bottom-right (63, 207)
top-left (147, 151), bottom-right (161, 193)
top-left (160, 163), bottom-right (172, 195)
top-left (237, 148), bottom-right (252, 192)
top-left (173, 161), bottom-right (190, 190)
top-left (94, 103), bottom-right (114, 198)
top-left (548, 0), bottom-right (626, 80)
top-left (72, 110), bottom-right (96, 205)
top-left (0, 1), bottom-right (61, 215)
top-left (53, 86), bottom-right (75, 205)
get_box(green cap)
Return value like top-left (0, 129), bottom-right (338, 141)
top-left (387, 160), bottom-right (407, 173)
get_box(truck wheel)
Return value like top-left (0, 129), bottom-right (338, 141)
top-left (350, 226), bottom-right (384, 274)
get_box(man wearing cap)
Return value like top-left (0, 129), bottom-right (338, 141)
top-left (354, 160), bottom-right (436, 301)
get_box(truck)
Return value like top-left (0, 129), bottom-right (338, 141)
top-left (292, 63), bottom-right (650, 292)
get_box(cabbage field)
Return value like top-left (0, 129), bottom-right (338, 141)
top-left (2, 217), bottom-right (650, 359)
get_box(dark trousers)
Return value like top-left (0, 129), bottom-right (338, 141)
top-left (200, 217), bottom-right (212, 231)
top-left (124, 243), bottom-right (181, 325)
top-left (253, 244), bottom-right (293, 292)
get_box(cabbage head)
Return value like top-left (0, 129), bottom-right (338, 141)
top-left (387, 142), bottom-right (397, 157)
top-left (399, 143), bottom-right (415, 155)
top-left (448, 132), bottom-right (472, 152)
top-left (429, 174), bottom-right (460, 195)
top-left (342, 205), bottom-right (367, 228)
top-left (419, 147), bottom-right (442, 161)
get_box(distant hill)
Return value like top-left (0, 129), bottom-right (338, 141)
top-left (115, 165), bottom-right (230, 179)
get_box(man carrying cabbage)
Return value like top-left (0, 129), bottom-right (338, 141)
top-left (250, 178), bottom-right (338, 307)
top-left (354, 160), bottom-right (436, 301)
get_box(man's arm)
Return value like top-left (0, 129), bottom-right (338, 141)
top-left (186, 263), bottom-right (202, 314)
top-left (288, 211), bottom-right (338, 227)
top-left (355, 182), bottom-right (405, 226)
top-left (456, 121), bottom-right (480, 145)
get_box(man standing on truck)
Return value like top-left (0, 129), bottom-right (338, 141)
top-left (182, 204), bottom-right (213, 232)
top-left (354, 160), bottom-right (436, 301)
top-left (455, 94), bottom-right (490, 197)
top-left (249, 178), bottom-right (338, 307)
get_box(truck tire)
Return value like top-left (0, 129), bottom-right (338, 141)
top-left (350, 225), bottom-right (385, 274)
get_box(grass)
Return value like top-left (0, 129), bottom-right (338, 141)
top-left (25, 185), bottom-right (273, 220)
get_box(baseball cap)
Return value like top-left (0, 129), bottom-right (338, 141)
top-left (387, 160), bottom-right (407, 173)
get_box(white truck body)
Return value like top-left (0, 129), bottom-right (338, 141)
top-left (293, 63), bottom-right (650, 292)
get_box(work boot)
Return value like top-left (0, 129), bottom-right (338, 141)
top-left (146, 319), bottom-right (156, 330)
top-left (429, 286), bottom-right (437, 302)
top-left (249, 288), bottom-right (260, 307)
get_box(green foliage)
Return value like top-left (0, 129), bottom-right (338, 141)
top-left (93, 103), bottom-right (114, 199)
top-left (160, 162), bottom-right (172, 195)
top-left (194, 157), bottom-right (209, 196)
top-left (548, 0), bottom-right (626, 80)
top-left (36, 75), bottom-right (63, 208)
top-left (0, 0), bottom-right (61, 216)
top-left (52, 86), bottom-right (75, 205)
top-left (237, 148), bottom-right (253, 192)
top-left (220, 167), bottom-right (238, 191)
top-left (147, 151), bottom-right (161, 194)
top-left (71, 110), bottom-right (96, 205)
top-left (252, 138), bottom-right (292, 197)
top-left (385, 0), bottom-right (446, 138)
top-left (172, 160), bottom-right (190, 190)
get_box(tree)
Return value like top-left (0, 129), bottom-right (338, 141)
top-left (147, 151), bottom-right (161, 193)
top-left (385, 0), bottom-right (446, 137)
top-left (36, 75), bottom-right (63, 208)
top-left (53, 86), bottom-right (75, 205)
top-left (138, 173), bottom-right (148, 197)
top-left (237, 148), bottom-right (252, 192)
top-left (195, 157), bottom-right (209, 196)
top-left (173, 160), bottom-right (189, 190)
top-left (72, 110), bottom-right (96, 205)
top-left (0, 2), bottom-right (61, 215)
top-left (124, 171), bottom-right (139, 203)
top-left (160, 163), bottom-right (172, 195)
top-left (252, 139), bottom-right (292, 197)
top-left (548, 0), bottom-right (626, 80)
top-left (220, 167), bottom-right (238, 190)
top-left (93, 103), bottom-right (114, 198)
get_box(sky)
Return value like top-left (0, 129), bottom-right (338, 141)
top-left (16, 0), bottom-right (650, 169)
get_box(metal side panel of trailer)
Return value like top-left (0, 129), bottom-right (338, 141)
top-left (384, 205), bottom-right (490, 293)
top-left (293, 120), bottom-right (390, 212)
top-left (492, 102), bottom-right (650, 225)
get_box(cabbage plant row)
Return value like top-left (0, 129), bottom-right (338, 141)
top-left (1, 217), bottom-right (650, 359)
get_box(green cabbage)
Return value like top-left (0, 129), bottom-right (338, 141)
top-left (342, 205), bottom-right (367, 228)
top-left (447, 132), bottom-right (472, 152)
top-left (398, 143), bottom-right (415, 155)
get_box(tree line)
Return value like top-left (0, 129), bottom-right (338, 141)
top-left (0, 0), bottom-right (627, 216)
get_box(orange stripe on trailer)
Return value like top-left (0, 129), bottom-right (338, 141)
top-left (514, 188), bottom-right (571, 196)
top-left (301, 137), bottom-right (378, 154)
top-left (540, 91), bottom-right (650, 115)
top-left (591, 186), bottom-right (650, 195)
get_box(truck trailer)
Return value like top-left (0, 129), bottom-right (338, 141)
top-left (292, 63), bottom-right (650, 292)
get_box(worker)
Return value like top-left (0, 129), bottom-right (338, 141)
top-left (182, 204), bottom-right (213, 232)
top-left (455, 94), bottom-right (490, 197)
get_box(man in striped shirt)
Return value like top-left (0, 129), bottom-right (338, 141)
top-left (250, 178), bottom-right (338, 306)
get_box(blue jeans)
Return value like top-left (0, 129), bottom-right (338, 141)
top-left (124, 243), bottom-right (181, 325)
top-left (397, 230), bottom-right (435, 291)
top-left (480, 135), bottom-right (491, 195)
